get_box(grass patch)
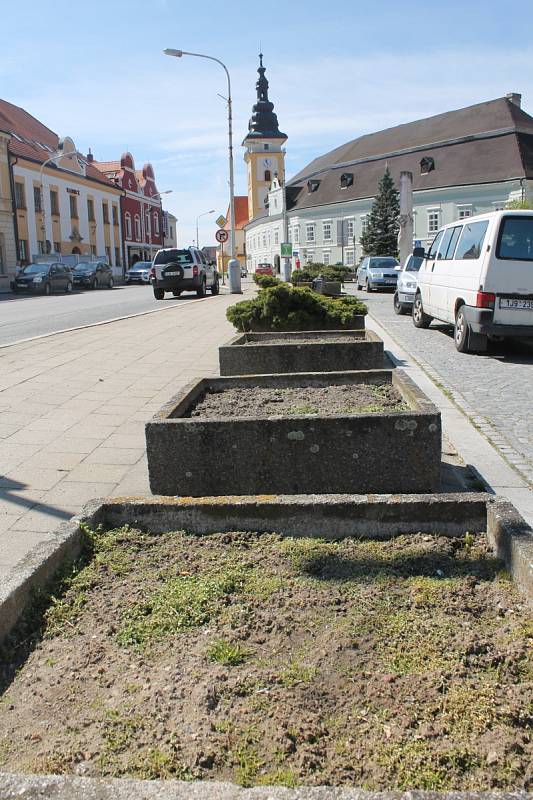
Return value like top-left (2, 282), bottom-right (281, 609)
top-left (207, 639), bottom-right (249, 666)
top-left (279, 658), bottom-right (317, 687)
top-left (378, 740), bottom-right (480, 790)
top-left (127, 747), bottom-right (194, 780)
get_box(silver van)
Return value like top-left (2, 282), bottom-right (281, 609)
top-left (412, 210), bottom-right (533, 353)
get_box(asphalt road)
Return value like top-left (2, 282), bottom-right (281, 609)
top-left (0, 283), bottom-right (233, 346)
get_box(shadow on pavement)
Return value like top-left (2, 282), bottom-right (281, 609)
top-left (0, 477), bottom-right (72, 523)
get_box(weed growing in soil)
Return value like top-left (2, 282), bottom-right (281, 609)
top-left (208, 639), bottom-right (249, 666)
top-left (279, 658), bottom-right (317, 687)
top-left (127, 748), bottom-right (194, 781)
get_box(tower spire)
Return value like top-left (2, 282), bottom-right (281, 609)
top-left (244, 53), bottom-right (286, 141)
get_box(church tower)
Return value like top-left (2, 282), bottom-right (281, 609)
top-left (243, 54), bottom-right (287, 221)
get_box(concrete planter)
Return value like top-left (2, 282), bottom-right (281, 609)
top-left (145, 369), bottom-right (441, 496)
top-left (219, 330), bottom-right (385, 375)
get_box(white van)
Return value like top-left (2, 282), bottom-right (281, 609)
top-left (412, 210), bottom-right (533, 353)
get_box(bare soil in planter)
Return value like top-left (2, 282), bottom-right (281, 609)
top-left (241, 334), bottom-right (365, 345)
top-left (0, 527), bottom-right (531, 790)
top-left (188, 383), bottom-right (407, 418)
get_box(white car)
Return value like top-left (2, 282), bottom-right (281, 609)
top-left (412, 210), bottom-right (533, 353)
top-left (393, 253), bottom-right (424, 314)
top-left (150, 247), bottom-right (219, 300)
top-left (125, 261), bottom-right (152, 284)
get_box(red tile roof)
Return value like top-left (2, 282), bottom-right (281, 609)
top-left (0, 98), bottom-right (118, 189)
top-left (223, 196), bottom-right (249, 230)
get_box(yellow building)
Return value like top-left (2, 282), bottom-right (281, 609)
top-left (216, 196), bottom-right (248, 275)
top-left (0, 99), bottom-right (123, 273)
top-left (0, 128), bottom-right (17, 291)
top-left (243, 53), bottom-right (287, 222)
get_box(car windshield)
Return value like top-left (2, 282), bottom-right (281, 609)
top-left (74, 263), bottom-right (94, 271)
top-left (131, 262), bottom-right (151, 269)
top-left (406, 256), bottom-right (424, 272)
top-left (369, 258), bottom-right (398, 269)
top-left (21, 263), bottom-right (50, 274)
top-left (497, 216), bottom-right (533, 262)
top-left (154, 249), bottom-right (193, 265)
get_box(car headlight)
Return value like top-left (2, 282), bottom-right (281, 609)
top-left (406, 282), bottom-right (416, 289)
top-left (33, 277), bottom-right (43, 283)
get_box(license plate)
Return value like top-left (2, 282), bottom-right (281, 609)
top-left (499, 298), bottom-right (533, 310)
top-left (165, 271), bottom-right (180, 277)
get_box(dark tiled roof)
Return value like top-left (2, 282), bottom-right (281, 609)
top-left (286, 97), bottom-right (533, 212)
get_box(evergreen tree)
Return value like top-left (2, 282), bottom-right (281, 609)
top-left (360, 167), bottom-right (400, 256)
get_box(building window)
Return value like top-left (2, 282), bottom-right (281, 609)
top-left (145, 212), bottom-right (151, 238)
top-left (262, 233), bottom-right (267, 248)
top-left (345, 250), bottom-right (355, 266)
top-left (306, 224), bottom-right (315, 243)
top-left (263, 143), bottom-right (269, 151)
top-left (134, 214), bottom-right (141, 239)
top-left (125, 212), bottom-right (132, 240)
top-left (115, 247), bottom-right (121, 266)
top-left (154, 213), bottom-right (159, 235)
top-left (102, 202), bottom-right (109, 224)
top-left (360, 215), bottom-right (368, 233)
top-left (427, 209), bottom-right (440, 234)
top-left (37, 240), bottom-right (45, 254)
top-left (19, 239), bottom-right (28, 261)
top-left (87, 198), bottom-right (95, 221)
top-left (340, 172), bottom-right (354, 189)
top-left (274, 230), bottom-right (279, 245)
top-left (54, 241), bottom-right (61, 254)
top-left (457, 206), bottom-right (473, 220)
top-left (50, 190), bottom-right (59, 215)
top-left (15, 182), bottom-right (26, 210)
top-left (90, 244), bottom-right (97, 256)
top-left (307, 180), bottom-right (320, 193)
top-left (346, 218), bottom-right (355, 240)
top-left (323, 251), bottom-right (331, 265)
top-left (112, 205), bottom-right (119, 225)
top-left (293, 226), bottom-right (300, 244)
top-left (323, 221), bottom-right (332, 242)
top-left (264, 170), bottom-right (271, 182)
top-left (33, 185), bottom-right (42, 213)
top-left (105, 246), bottom-right (111, 263)
top-left (69, 195), bottom-right (78, 219)
top-left (420, 157), bottom-right (435, 174)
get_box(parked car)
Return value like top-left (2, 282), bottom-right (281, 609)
top-left (125, 261), bottom-right (152, 285)
top-left (72, 261), bottom-right (114, 290)
top-left (11, 262), bottom-right (73, 295)
top-left (255, 263), bottom-right (274, 276)
top-left (356, 256), bottom-right (399, 291)
top-left (393, 253), bottom-right (424, 314)
top-left (412, 210), bottom-right (533, 353)
top-left (150, 246), bottom-right (219, 300)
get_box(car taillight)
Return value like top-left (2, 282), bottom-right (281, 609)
top-left (476, 291), bottom-right (495, 310)
top-left (149, 267), bottom-right (155, 278)
top-left (193, 265), bottom-right (198, 277)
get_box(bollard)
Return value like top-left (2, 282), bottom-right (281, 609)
top-left (228, 258), bottom-right (242, 294)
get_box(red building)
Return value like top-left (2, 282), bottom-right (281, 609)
top-left (94, 153), bottom-right (164, 267)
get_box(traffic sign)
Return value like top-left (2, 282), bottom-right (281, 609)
top-left (215, 229), bottom-right (229, 244)
top-left (280, 243), bottom-right (292, 257)
top-left (216, 215), bottom-right (227, 228)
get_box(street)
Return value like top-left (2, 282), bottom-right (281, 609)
top-left (346, 285), bottom-right (533, 486)
top-left (0, 283), bottom-right (235, 347)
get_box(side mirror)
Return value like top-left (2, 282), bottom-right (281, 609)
top-left (413, 247), bottom-right (426, 258)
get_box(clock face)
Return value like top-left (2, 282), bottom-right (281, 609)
top-left (263, 157), bottom-right (272, 168)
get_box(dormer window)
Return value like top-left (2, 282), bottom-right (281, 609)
top-left (340, 172), bottom-right (354, 189)
top-left (420, 157), bottom-right (435, 174)
top-left (307, 179), bottom-right (320, 193)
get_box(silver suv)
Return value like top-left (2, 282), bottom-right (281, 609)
top-left (150, 247), bottom-right (220, 300)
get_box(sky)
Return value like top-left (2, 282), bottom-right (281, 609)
top-left (2, 0), bottom-right (533, 246)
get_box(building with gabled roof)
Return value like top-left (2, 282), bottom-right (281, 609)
top-left (244, 91), bottom-right (533, 271)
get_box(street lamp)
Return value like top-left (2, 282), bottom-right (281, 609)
top-left (195, 209), bottom-right (215, 249)
top-left (164, 47), bottom-right (241, 293)
top-left (144, 189), bottom-right (172, 260)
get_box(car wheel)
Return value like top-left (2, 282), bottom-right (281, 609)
top-left (356, 276), bottom-right (362, 290)
top-left (44, 283), bottom-right (51, 296)
top-left (172, 290), bottom-right (182, 297)
top-left (412, 292), bottom-right (432, 329)
top-left (108, 277), bottom-right (114, 289)
top-left (365, 279), bottom-right (373, 292)
top-left (65, 281), bottom-right (73, 294)
top-left (153, 288), bottom-right (165, 300)
top-left (210, 277), bottom-right (220, 296)
top-left (196, 278), bottom-right (207, 298)
top-left (393, 292), bottom-right (408, 315)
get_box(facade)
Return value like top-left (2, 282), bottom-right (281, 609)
top-left (245, 92), bottom-right (533, 271)
top-left (94, 154), bottom-right (163, 268)
top-left (0, 99), bottom-right (123, 274)
top-left (217, 196), bottom-right (248, 273)
top-left (0, 129), bottom-right (17, 291)
top-left (162, 211), bottom-right (178, 248)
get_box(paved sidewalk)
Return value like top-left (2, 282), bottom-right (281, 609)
top-left (0, 290), bottom-right (245, 580)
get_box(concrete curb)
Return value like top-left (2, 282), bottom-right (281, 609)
top-left (2, 492), bottom-right (532, 648)
top-left (0, 772), bottom-right (531, 799)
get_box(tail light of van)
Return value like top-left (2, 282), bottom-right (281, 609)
top-left (193, 265), bottom-right (199, 277)
top-left (476, 291), bottom-right (495, 310)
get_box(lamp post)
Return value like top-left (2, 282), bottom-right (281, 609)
top-left (39, 147), bottom-right (82, 256)
top-left (195, 209), bottom-right (215, 249)
top-left (144, 189), bottom-right (172, 261)
top-left (164, 47), bottom-right (242, 293)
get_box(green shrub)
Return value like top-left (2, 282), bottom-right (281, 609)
top-left (252, 273), bottom-right (281, 288)
top-left (291, 268), bottom-right (316, 284)
top-left (226, 283), bottom-right (367, 332)
top-left (291, 264), bottom-right (350, 284)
